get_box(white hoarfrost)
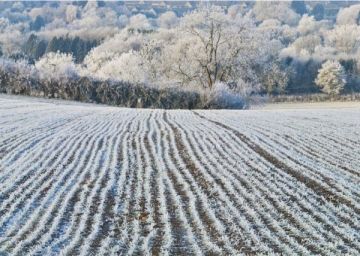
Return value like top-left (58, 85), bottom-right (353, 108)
top-left (0, 95), bottom-right (359, 255)
top-left (315, 60), bottom-right (346, 95)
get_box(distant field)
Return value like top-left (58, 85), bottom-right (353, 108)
top-left (259, 101), bottom-right (360, 110)
top-left (0, 95), bottom-right (359, 255)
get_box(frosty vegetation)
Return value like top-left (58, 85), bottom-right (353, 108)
top-left (315, 60), bottom-right (346, 95)
top-left (0, 1), bottom-right (360, 108)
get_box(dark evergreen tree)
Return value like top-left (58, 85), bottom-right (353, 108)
top-left (312, 3), bottom-right (325, 21)
top-left (24, 34), bottom-right (47, 60)
top-left (34, 40), bottom-right (47, 60)
top-left (46, 37), bottom-right (62, 53)
top-left (291, 1), bottom-right (307, 15)
top-left (97, 1), bottom-right (106, 7)
top-left (30, 16), bottom-right (45, 31)
top-left (45, 36), bottom-right (98, 63)
top-left (9, 52), bottom-right (27, 61)
top-left (72, 1), bottom-right (87, 7)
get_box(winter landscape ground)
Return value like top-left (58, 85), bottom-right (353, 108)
top-left (0, 95), bottom-right (359, 255)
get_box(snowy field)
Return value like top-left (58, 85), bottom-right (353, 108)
top-left (0, 95), bottom-right (359, 255)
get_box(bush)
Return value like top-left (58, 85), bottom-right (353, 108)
top-left (205, 82), bottom-right (247, 109)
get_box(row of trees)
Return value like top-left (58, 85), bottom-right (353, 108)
top-left (23, 34), bottom-right (98, 63)
top-left (1, 1), bottom-right (360, 107)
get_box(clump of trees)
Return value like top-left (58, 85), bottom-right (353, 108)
top-left (22, 34), bottom-right (98, 63)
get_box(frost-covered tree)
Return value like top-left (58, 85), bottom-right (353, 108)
top-left (157, 11), bottom-right (178, 29)
top-left (325, 25), bottom-right (360, 55)
top-left (260, 62), bottom-right (291, 94)
top-left (92, 51), bottom-right (147, 83)
top-left (65, 5), bottom-right (78, 23)
top-left (336, 4), bottom-right (360, 25)
top-left (315, 60), bottom-right (346, 95)
top-left (128, 14), bottom-right (151, 30)
top-left (161, 6), bottom-right (269, 93)
top-left (35, 52), bottom-right (78, 81)
top-left (297, 15), bottom-right (320, 35)
top-left (253, 1), bottom-right (300, 26)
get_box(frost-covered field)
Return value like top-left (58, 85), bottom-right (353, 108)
top-left (0, 95), bottom-right (359, 255)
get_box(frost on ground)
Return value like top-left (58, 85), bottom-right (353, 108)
top-left (0, 95), bottom-right (359, 255)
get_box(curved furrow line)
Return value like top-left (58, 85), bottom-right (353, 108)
top-left (197, 111), bottom-right (360, 215)
top-left (39, 113), bottom-right (126, 255)
top-left (0, 115), bottom-right (111, 254)
top-left (129, 111), bottom-right (158, 255)
top-left (0, 106), bottom-right (93, 148)
top-left (0, 112), bottom-right (101, 199)
top-left (193, 112), bottom-right (358, 242)
top-left (0, 111), bottom-right (93, 173)
top-left (107, 119), bottom-right (143, 255)
top-left (158, 112), bottom-right (237, 254)
top-left (86, 111), bottom-right (141, 256)
top-left (3, 115), bottom-right (100, 229)
top-left (194, 112), bottom-right (360, 252)
top-left (241, 116), bottom-right (360, 178)
top-left (0, 114), bottom-right (74, 167)
top-left (1, 96), bottom-right (359, 254)
top-left (150, 112), bottom-right (177, 255)
top-left (0, 109), bottom-right (94, 156)
top-left (249, 124), bottom-right (360, 193)
top-left (0, 122), bottom-right (93, 236)
top-left (287, 116), bottom-right (360, 150)
top-left (95, 132), bottom-right (131, 255)
top-left (0, 113), bottom-right (96, 206)
top-left (246, 121), bottom-right (360, 179)
top-left (252, 135), bottom-right (360, 204)
top-left (145, 111), bottom-right (169, 255)
top-left (208, 111), bottom-right (360, 160)
top-left (195, 125), bottom-right (321, 254)
top-left (41, 113), bottom-right (131, 254)
top-left (9, 130), bottom-right (113, 254)
top-left (202, 112), bottom-right (360, 249)
top-left (222, 112), bottom-right (360, 175)
top-left (99, 112), bottom-right (143, 255)
top-left (236, 119), bottom-right (360, 197)
top-left (0, 110), bottom-right (94, 174)
top-left (164, 113), bottom-right (259, 254)
top-left (194, 112), bottom-right (360, 215)
top-left (174, 115), bottom-right (304, 254)
top-left (120, 117), bottom-right (147, 255)
top-left (196, 120), bottom-right (357, 254)
top-left (0, 132), bottom-right (93, 253)
top-left (165, 111), bottom-right (276, 254)
top-left (164, 112), bottom-right (253, 254)
top-left (26, 113), bottom-right (126, 255)
top-left (145, 111), bottom-right (204, 255)
top-left (3, 112), bottom-right (118, 253)
top-left (0, 107), bottom-right (88, 147)
top-left (265, 116), bottom-right (360, 162)
top-left (79, 112), bottom-right (135, 256)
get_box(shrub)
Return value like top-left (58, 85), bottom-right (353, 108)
top-left (205, 82), bottom-right (247, 109)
